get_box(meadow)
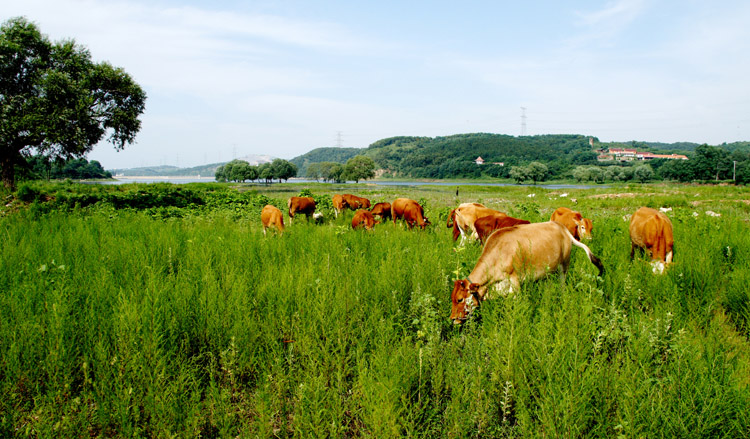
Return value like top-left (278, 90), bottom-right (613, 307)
top-left (1, 181), bottom-right (749, 438)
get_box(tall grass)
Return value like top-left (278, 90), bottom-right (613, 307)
top-left (1, 182), bottom-right (749, 437)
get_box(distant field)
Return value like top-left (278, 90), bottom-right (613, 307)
top-left (1, 182), bottom-right (749, 437)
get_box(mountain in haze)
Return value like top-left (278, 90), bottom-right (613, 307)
top-left (110, 154), bottom-right (275, 177)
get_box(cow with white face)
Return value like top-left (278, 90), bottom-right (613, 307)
top-left (550, 206), bottom-right (593, 241)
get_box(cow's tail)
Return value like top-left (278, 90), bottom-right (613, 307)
top-left (447, 209), bottom-right (456, 227)
top-left (447, 209), bottom-right (461, 241)
top-left (565, 229), bottom-right (605, 276)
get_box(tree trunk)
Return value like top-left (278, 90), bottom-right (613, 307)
top-left (1, 155), bottom-right (17, 191)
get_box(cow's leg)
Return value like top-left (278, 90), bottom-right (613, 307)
top-left (630, 243), bottom-right (636, 260)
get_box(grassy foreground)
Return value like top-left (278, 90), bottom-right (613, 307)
top-left (1, 182), bottom-right (750, 438)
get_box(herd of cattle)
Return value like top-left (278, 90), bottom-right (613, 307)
top-left (260, 194), bottom-right (675, 323)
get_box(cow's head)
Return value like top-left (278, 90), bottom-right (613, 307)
top-left (578, 217), bottom-right (593, 240)
top-left (450, 279), bottom-right (481, 324)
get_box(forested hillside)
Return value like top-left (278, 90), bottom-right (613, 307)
top-left (294, 134), bottom-right (598, 179)
top-left (292, 134), bottom-right (750, 183)
top-left (290, 147), bottom-right (361, 176)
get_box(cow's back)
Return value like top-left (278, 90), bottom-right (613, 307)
top-left (261, 205), bottom-right (284, 233)
top-left (391, 198), bottom-right (412, 221)
top-left (455, 204), bottom-right (504, 239)
top-left (475, 214), bottom-right (530, 244)
top-left (475, 222), bottom-right (572, 283)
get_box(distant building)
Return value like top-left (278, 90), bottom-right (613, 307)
top-left (475, 156), bottom-right (485, 165)
top-left (598, 148), bottom-right (688, 162)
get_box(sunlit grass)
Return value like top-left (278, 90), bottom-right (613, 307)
top-left (1, 182), bottom-right (749, 437)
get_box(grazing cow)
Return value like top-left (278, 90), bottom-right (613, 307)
top-left (447, 203), bottom-right (504, 244)
top-left (261, 205), bottom-right (284, 236)
top-left (287, 196), bottom-right (316, 224)
top-left (474, 213), bottom-right (531, 244)
top-left (332, 194), bottom-right (348, 218)
top-left (449, 221), bottom-right (604, 323)
top-left (550, 207), bottom-right (593, 241)
top-left (370, 202), bottom-right (392, 220)
top-left (351, 209), bottom-right (379, 230)
top-left (392, 198), bottom-right (430, 229)
top-left (629, 206), bottom-right (674, 274)
top-left (342, 194), bottom-right (371, 210)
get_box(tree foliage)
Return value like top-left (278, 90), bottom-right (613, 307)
top-left (0, 17), bottom-right (146, 189)
top-left (215, 158), bottom-right (296, 183)
top-left (342, 155), bottom-right (376, 183)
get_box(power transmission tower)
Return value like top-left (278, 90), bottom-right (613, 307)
top-left (335, 131), bottom-right (344, 148)
top-left (520, 107), bottom-right (527, 136)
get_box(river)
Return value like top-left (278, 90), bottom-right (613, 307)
top-left (101, 176), bottom-right (607, 190)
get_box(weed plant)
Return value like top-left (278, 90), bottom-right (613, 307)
top-left (1, 182), bottom-right (749, 437)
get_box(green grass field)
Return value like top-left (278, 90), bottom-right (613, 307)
top-left (1, 181), bottom-right (749, 437)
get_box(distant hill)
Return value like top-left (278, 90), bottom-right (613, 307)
top-left (290, 147), bottom-right (362, 176)
top-left (289, 134), bottom-right (750, 180)
top-left (110, 154), bottom-right (275, 177)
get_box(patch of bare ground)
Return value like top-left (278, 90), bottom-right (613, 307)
top-left (587, 192), bottom-right (644, 199)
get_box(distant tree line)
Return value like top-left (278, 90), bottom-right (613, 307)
top-left (214, 159), bottom-right (297, 183)
top-left (22, 155), bottom-right (112, 180)
top-left (566, 144), bottom-right (750, 184)
top-left (305, 156), bottom-right (376, 183)
top-left (293, 134), bottom-right (750, 185)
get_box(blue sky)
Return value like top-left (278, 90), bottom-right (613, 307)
top-left (3, 0), bottom-right (749, 168)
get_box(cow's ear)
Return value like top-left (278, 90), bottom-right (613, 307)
top-left (468, 282), bottom-right (480, 292)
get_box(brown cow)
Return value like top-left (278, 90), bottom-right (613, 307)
top-left (629, 207), bottom-right (674, 274)
top-left (287, 196), bottom-right (316, 224)
top-left (550, 207), bottom-right (593, 241)
top-left (474, 213), bottom-right (531, 244)
top-left (391, 198), bottom-right (430, 229)
top-left (449, 221), bottom-right (604, 323)
top-left (342, 194), bottom-right (371, 210)
top-left (261, 205), bottom-right (284, 236)
top-left (351, 209), bottom-right (380, 230)
top-left (332, 194), bottom-right (348, 218)
top-left (448, 203), bottom-right (504, 244)
top-left (370, 202), bottom-right (392, 220)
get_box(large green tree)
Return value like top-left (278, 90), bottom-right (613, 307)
top-left (343, 155), bottom-right (376, 183)
top-left (270, 158), bottom-right (297, 182)
top-left (1, 17), bottom-right (146, 189)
